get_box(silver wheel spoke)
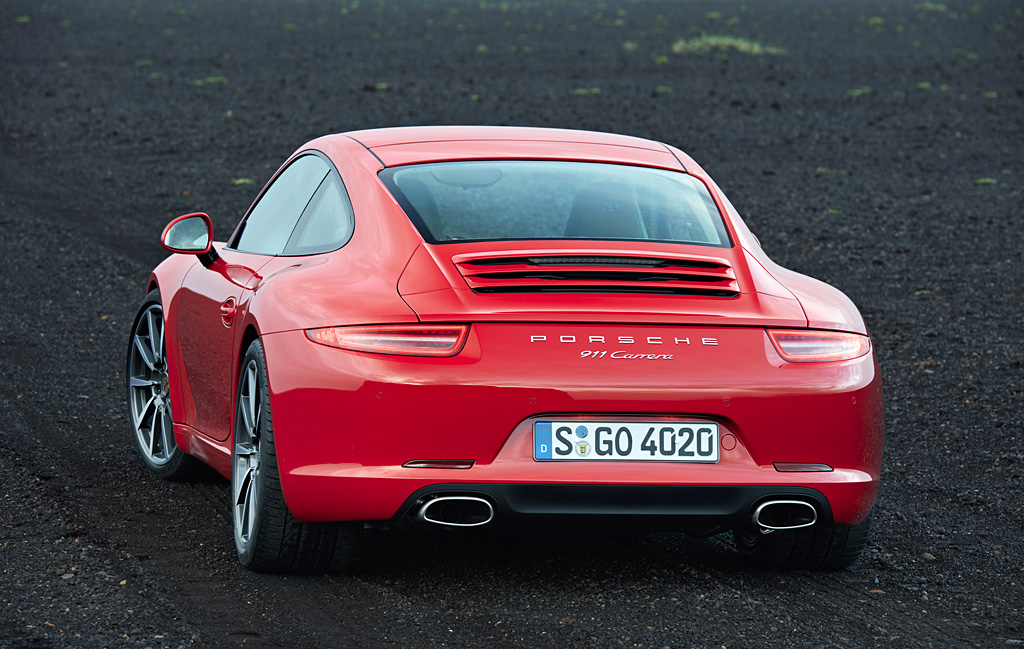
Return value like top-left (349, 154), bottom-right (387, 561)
top-left (130, 376), bottom-right (160, 388)
top-left (146, 310), bottom-right (161, 368)
top-left (246, 365), bottom-right (259, 438)
top-left (247, 482), bottom-right (257, 537)
top-left (148, 418), bottom-right (159, 456)
top-left (137, 425), bottom-right (152, 453)
top-left (238, 482), bottom-right (251, 537)
top-left (138, 395), bottom-right (157, 429)
top-left (134, 335), bottom-right (157, 372)
top-left (235, 467), bottom-right (252, 507)
top-left (240, 394), bottom-right (254, 437)
top-left (159, 405), bottom-right (175, 458)
top-left (156, 319), bottom-right (165, 366)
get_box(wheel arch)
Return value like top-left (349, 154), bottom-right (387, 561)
top-left (239, 324), bottom-right (261, 372)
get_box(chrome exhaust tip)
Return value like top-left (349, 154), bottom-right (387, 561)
top-left (753, 500), bottom-right (818, 531)
top-left (416, 496), bottom-right (494, 527)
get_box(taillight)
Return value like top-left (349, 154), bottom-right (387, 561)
top-left (767, 329), bottom-right (871, 362)
top-left (306, 324), bottom-right (469, 357)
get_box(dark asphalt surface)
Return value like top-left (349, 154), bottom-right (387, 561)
top-left (1, 0), bottom-right (1022, 647)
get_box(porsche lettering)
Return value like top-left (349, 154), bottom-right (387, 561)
top-left (530, 335), bottom-right (717, 346)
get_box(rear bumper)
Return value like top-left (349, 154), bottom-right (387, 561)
top-left (261, 323), bottom-right (883, 527)
top-left (393, 483), bottom-right (835, 530)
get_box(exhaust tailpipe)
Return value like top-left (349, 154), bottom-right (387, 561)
top-left (416, 496), bottom-right (494, 527)
top-left (753, 500), bottom-right (818, 530)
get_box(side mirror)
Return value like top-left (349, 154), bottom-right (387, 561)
top-left (161, 212), bottom-right (213, 254)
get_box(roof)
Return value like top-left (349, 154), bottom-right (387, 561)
top-left (340, 126), bottom-right (686, 171)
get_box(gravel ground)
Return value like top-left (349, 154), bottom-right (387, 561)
top-left (1, 0), bottom-right (1022, 647)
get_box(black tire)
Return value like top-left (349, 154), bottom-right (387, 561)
top-left (126, 289), bottom-right (199, 480)
top-left (231, 338), bottom-right (360, 573)
top-left (732, 513), bottom-right (873, 571)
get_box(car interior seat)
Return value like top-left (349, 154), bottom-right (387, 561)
top-left (564, 181), bottom-right (647, 239)
top-left (397, 177), bottom-right (444, 240)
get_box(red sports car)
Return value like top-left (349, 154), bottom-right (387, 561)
top-left (127, 126), bottom-right (883, 573)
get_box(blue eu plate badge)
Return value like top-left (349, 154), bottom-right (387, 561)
top-left (534, 422), bottom-right (552, 459)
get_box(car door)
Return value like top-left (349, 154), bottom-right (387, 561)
top-left (177, 154), bottom-right (331, 442)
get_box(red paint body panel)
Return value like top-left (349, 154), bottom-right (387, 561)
top-left (146, 126), bottom-right (884, 535)
top-left (262, 325), bottom-right (881, 524)
top-left (177, 249), bottom-right (267, 441)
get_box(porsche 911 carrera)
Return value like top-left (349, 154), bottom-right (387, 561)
top-left (126, 126), bottom-right (883, 573)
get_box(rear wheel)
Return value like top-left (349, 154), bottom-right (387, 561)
top-left (126, 289), bottom-right (198, 480)
top-left (231, 339), bottom-right (359, 573)
top-left (733, 513), bottom-right (873, 571)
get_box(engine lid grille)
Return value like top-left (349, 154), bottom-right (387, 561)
top-left (452, 253), bottom-right (739, 297)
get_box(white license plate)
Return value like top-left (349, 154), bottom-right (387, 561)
top-left (533, 421), bottom-right (719, 462)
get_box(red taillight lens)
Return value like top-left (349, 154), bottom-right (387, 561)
top-left (767, 329), bottom-right (871, 362)
top-left (306, 324), bottom-right (469, 357)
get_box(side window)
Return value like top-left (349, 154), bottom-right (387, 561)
top-left (282, 172), bottom-right (355, 256)
top-left (232, 155), bottom-right (330, 255)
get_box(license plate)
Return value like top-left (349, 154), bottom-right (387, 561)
top-left (533, 421), bottom-right (719, 462)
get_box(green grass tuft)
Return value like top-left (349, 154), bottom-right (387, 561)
top-left (134, 59), bottom-right (154, 68)
top-left (15, 15), bottom-right (31, 23)
top-left (230, 178), bottom-right (255, 186)
top-left (974, 178), bottom-right (997, 185)
top-left (671, 35), bottom-right (785, 56)
top-left (847, 86), bottom-right (873, 97)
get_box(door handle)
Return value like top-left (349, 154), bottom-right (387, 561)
top-left (220, 298), bottom-right (237, 326)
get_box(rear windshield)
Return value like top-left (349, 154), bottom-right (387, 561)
top-left (380, 160), bottom-right (731, 247)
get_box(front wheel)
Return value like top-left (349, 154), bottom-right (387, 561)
top-left (231, 338), bottom-right (359, 573)
top-left (126, 289), bottom-right (197, 480)
top-left (733, 513), bottom-right (873, 571)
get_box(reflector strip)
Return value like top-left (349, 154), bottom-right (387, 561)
top-left (773, 462), bottom-right (834, 472)
top-left (402, 459), bottom-right (476, 469)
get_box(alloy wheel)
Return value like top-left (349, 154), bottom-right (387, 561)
top-left (128, 303), bottom-right (176, 465)
top-left (232, 359), bottom-right (262, 549)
